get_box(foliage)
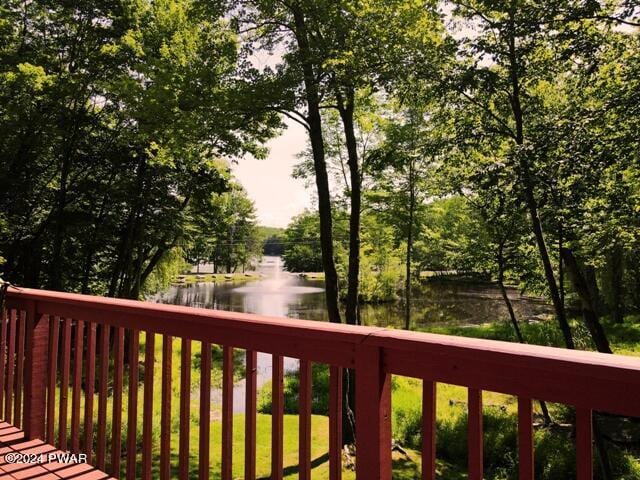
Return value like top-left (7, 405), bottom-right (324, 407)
top-left (3, 0), bottom-right (640, 476)
top-left (357, 215), bottom-right (404, 302)
top-left (258, 363), bottom-right (330, 415)
top-left (0, 0), bottom-right (279, 297)
top-left (281, 211), bottom-right (325, 273)
top-left (257, 226), bottom-right (285, 256)
top-left (419, 197), bottom-right (494, 273)
top-left (281, 209), bottom-right (403, 301)
top-left (187, 184), bottom-right (261, 274)
top-left (141, 247), bottom-right (189, 296)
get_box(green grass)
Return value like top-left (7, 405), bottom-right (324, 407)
top-left (175, 272), bottom-right (326, 283)
top-left (296, 272), bottom-right (325, 280)
top-left (419, 316), bottom-right (640, 358)
top-left (174, 273), bottom-right (261, 284)
top-left (51, 316), bottom-right (640, 479)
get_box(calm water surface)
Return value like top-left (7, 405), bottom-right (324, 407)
top-left (153, 256), bottom-right (553, 328)
top-left (152, 256), bottom-right (552, 412)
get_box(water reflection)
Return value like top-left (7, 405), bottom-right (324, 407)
top-left (154, 256), bottom-right (553, 328)
top-left (152, 256), bottom-right (552, 412)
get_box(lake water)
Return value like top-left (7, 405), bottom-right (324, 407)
top-left (153, 256), bottom-right (553, 328)
top-left (152, 256), bottom-right (553, 412)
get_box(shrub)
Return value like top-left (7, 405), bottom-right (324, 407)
top-left (258, 363), bottom-right (330, 415)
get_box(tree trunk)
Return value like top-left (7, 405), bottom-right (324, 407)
top-left (337, 90), bottom-right (361, 326)
top-left (48, 57), bottom-right (88, 291)
top-left (506, 9), bottom-right (610, 478)
top-left (289, 3), bottom-right (352, 446)
top-left (497, 248), bottom-right (552, 423)
top-left (80, 248), bottom-right (94, 295)
top-left (49, 152), bottom-right (71, 290)
top-left (227, 230), bottom-right (233, 274)
top-left (506, 17), bottom-right (575, 350)
top-left (108, 159), bottom-right (146, 297)
top-left (558, 223), bottom-right (565, 309)
top-left (608, 245), bottom-right (624, 323)
top-left (82, 188), bottom-right (112, 294)
top-left (585, 265), bottom-right (602, 315)
top-left (291, 5), bottom-right (341, 326)
top-left (405, 159), bottom-right (416, 330)
top-left (593, 417), bottom-right (614, 480)
top-left (109, 208), bottom-right (142, 298)
top-left (497, 275), bottom-right (524, 343)
top-left (23, 240), bottom-right (43, 288)
top-left (561, 248), bottom-right (612, 354)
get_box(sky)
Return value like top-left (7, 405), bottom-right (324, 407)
top-left (229, 4), bottom-right (470, 229)
top-left (231, 119), bottom-right (313, 228)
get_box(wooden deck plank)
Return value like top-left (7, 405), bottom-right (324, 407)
top-left (0, 422), bottom-right (115, 479)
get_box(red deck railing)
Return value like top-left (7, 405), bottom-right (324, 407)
top-left (3, 287), bottom-right (640, 479)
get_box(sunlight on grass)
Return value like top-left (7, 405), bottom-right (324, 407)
top-left (49, 319), bottom-right (640, 479)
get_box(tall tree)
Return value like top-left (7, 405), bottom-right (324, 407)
top-left (367, 107), bottom-right (439, 329)
top-left (238, 0), bottom-right (344, 323)
top-left (0, 0), bottom-right (279, 297)
top-left (445, 0), bottom-right (634, 350)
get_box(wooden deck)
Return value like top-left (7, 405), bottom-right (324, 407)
top-left (4, 287), bottom-right (640, 479)
top-left (0, 422), bottom-right (112, 480)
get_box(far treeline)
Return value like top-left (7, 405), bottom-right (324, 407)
top-left (0, 0), bottom-right (638, 345)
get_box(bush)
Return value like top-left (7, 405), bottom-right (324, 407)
top-left (258, 363), bottom-right (330, 415)
top-left (534, 428), bottom-right (576, 480)
top-left (394, 405), bottom-right (422, 450)
top-left (142, 247), bottom-right (189, 296)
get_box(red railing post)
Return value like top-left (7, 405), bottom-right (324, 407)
top-left (355, 344), bottom-right (392, 479)
top-left (22, 300), bottom-right (48, 439)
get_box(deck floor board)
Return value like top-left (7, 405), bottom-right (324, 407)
top-left (0, 422), bottom-right (113, 480)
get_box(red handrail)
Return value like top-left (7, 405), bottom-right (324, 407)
top-left (4, 286), bottom-right (640, 479)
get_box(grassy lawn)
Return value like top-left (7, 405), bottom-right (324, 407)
top-left (419, 316), bottom-right (640, 358)
top-left (55, 333), bottom-right (435, 478)
top-left (146, 413), bottom-right (429, 480)
top-left (51, 317), bottom-right (640, 479)
top-left (295, 272), bottom-right (325, 280)
top-left (174, 272), bottom-right (262, 284)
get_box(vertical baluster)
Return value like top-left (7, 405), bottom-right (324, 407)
top-left (518, 397), bottom-right (534, 480)
top-left (272, 355), bottom-right (284, 480)
top-left (422, 380), bottom-right (437, 480)
top-left (71, 319), bottom-right (84, 452)
top-left (355, 346), bottom-right (392, 479)
top-left (245, 350), bottom-right (257, 480)
top-left (576, 408), bottom-right (593, 480)
top-left (329, 365), bottom-right (343, 480)
top-left (126, 330), bottom-right (140, 480)
top-left (160, 335), bottom-right (173, 480)
top-left (199, 342), bottom-right (211, 480)
top-left (142, 332), bottom-right (155, 480)
top-left (111, 327), bottom-right (125, 476)
top-left (46, 316), bottom-right (60, 443)
top-left (221, 346), bottom-right (234, 480)
top-left (299, 360), bottom-right (312, 480)
top-left (96, 324), bottom-right (110, 471)
top-left (0, 308), bottom-right (7, 417)
top-left (22, 301), bottom-right (48, 439)
top-left (58, 317), bottom-right (72, 450)
top-left (468, 388), bottom-right (483, 480)
top-left (14, 311), bottom-right (25, 428)
top-left (179, 338), bottom-right (192, 480)
top-left (5, 310), bottom-right (16, 423)
top-left (84, 322), bottom-right (96, 460)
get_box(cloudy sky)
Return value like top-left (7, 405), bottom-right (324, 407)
top-left (231, 119), bottom-right (313, 228)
